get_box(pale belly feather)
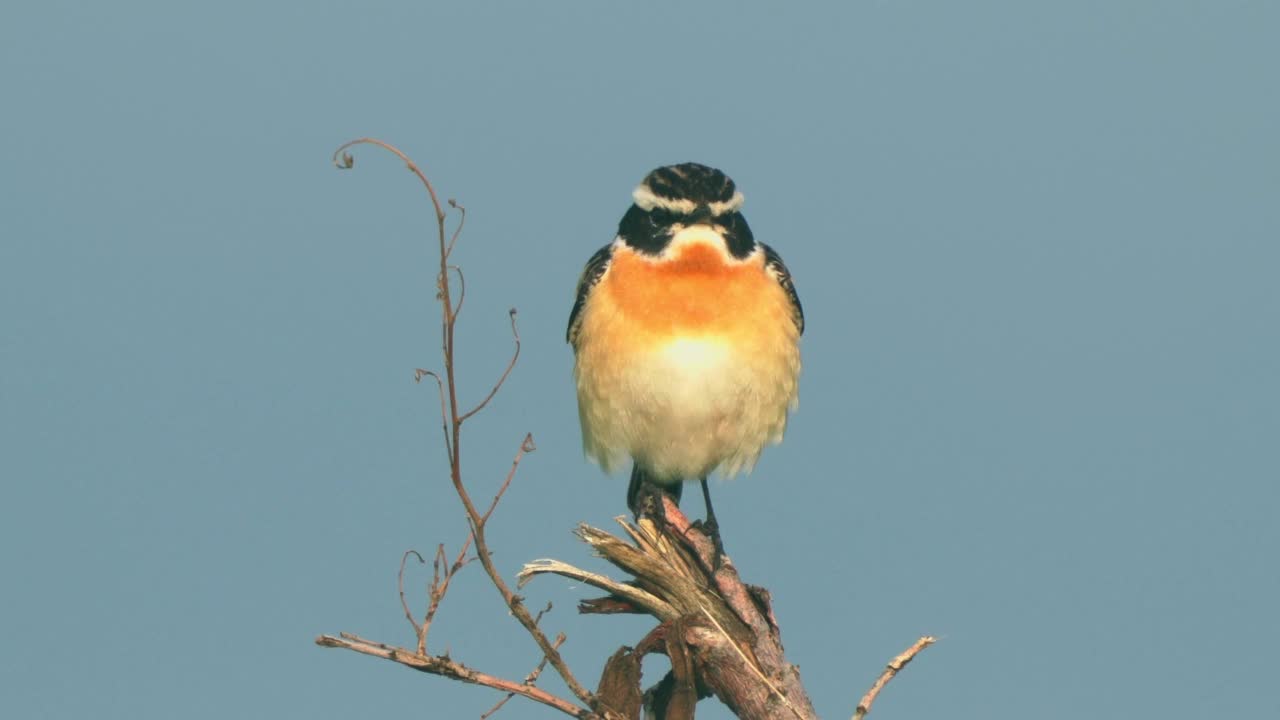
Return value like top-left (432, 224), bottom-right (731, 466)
top-left (574, 312), bottom-right (800, 483)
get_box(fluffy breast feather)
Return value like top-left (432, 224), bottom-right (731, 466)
top-left (572, 238), bottom-right (801, 481)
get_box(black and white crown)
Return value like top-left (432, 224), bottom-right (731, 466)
top-left (632, 163), bottom-right (746, 217)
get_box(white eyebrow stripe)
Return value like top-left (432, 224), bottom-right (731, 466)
top-left (632, 186), bottom-right (745, 216)
top-left (632, 185), bottom-right (697, 214)
top-left (707, 191), bottom-right (745, 216)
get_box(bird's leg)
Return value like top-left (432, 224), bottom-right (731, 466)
top-left (699, 476), bottom-right (725, 567)
top-left (628, 464), bottom-right (681, 522)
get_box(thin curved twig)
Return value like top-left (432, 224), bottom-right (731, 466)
top-left (399, 550), bottom-right (426, 639)
top-left (446, 199), bottom-right (466, 259)
top-left (332, 138), bottom-right (445, 223)
top-left (448, 265), bottom-right (465, 320)
top-left (481, 433), bottom-right (536, 526)
top-left (414, 369), bottom-right (452, 465)
top-left (458, 309), bottom-right (521, 424)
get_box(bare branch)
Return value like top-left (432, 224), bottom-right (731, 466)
top-left (531, 601), bottom-right (554, 626)
top-left (399, 550), bottom-right (426, 641)
top-left (448, 265), bottom-right (466, 320)
top-left (414, 368), bottom-right (453, 466)
top-left (446, 198), bottom-right (466, 259)
top-left (458, 309), bottom-right (521, 424)
top-left (480, 603), bottom-right (564, 720)
top-left (330, 138), bottom-right (599, 714)
top-left (332, 138), bottom-right (445, 223)
top-left (316, 634), bottom-right (593, 719)
top-left (420, 538), bottom-right (476, 654)
top-left (852, 636), bottom-right (937, 720)
top-left (481, 433), bottom-right (536, 527)
top-left (530, 632), bottom-right (567, 683)
top-left (461, 514), bottom-right (597, 709)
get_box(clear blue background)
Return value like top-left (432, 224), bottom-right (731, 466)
top-left (3, 2), bottom-right (1277, 718)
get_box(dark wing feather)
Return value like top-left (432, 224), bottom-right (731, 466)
top-left (762, 243), bottom-right (804, 335)
top-left (567, 243), bottom-right (614, 345)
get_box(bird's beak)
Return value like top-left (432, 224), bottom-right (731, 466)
top-left (687, 205), bottom-right (714, 225)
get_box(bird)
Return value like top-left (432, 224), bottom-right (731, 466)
top-left (567, 162), bottom-right (803, 543)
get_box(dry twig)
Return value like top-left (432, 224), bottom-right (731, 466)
top-left (482, 432), bottom-right (536, 526)
top-left (413, 368), bottom-right (452, 462)
top-left (480, 603), bottom-right (565, 720)
top-left (524, 497), bottom-right (822, 720)
top-left (459, 308), bottom-right (520, 424)
top-left (399, 550), bottom-right (425, 639)
top-left (419, 540), bottom-right (475, 654)
top-left (321, 138), bottom-right (597, 716)
top-left (852, 636), bottom-right (937, 720)
top-left (316, 633), bottom-right (591, 719)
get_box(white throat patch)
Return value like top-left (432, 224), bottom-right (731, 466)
top-left (648, 225), bottom-right (758, 265)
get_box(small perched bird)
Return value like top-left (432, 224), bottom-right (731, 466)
top-left (567, 163), bottom-right (803, 537)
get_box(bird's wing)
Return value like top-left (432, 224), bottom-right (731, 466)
top-left (567, 242), bottom-right (615, 345)
top-left (761, 243), bottom-right (804, 335)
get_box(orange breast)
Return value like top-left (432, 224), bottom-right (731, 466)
top-left (600, 244), bottom-right (778, 336)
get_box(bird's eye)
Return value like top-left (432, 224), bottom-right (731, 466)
top-left (649, 209), bottom-right (673, 226)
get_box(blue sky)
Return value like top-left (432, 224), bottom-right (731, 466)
top-left (3, 2), bottom-right (1277, 718)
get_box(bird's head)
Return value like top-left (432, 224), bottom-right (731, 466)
top-left (618, 162), bottom-right (755, 259)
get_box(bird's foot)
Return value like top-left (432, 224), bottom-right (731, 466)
top-left (692, 516), bottom-right (725, 569)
